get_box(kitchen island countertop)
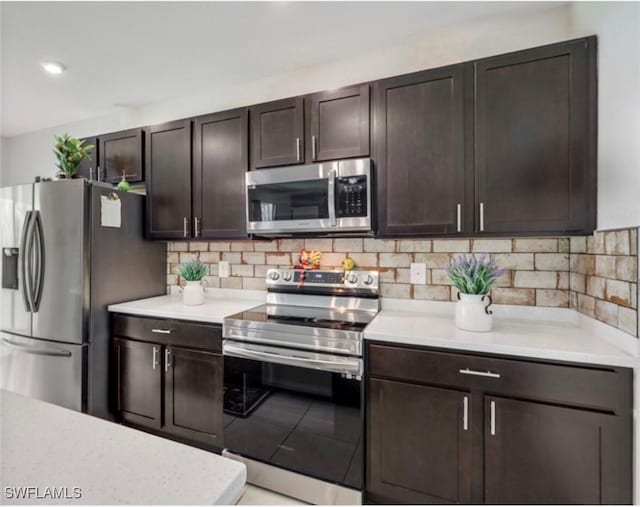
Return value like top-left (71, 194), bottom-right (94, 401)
top-left (0, 390), bottom-right (246, 505)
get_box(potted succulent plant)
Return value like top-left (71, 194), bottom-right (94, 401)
top-left (446, 254), bottom-right (505, 332)
top-left (177, 257), bottom-right (208, 306)
top-left (53, 134), bottom-right (94, 179)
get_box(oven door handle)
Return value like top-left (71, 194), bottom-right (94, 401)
top-left (223, 340), bottom-right (361, 377)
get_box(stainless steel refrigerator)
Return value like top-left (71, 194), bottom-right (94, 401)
top-left (0, 179), bottom-right (166, 418)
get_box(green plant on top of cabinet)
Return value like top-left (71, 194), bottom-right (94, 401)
top-left (474, 37), bottom-right (596, 235)
top-left (373, 64), bottom-right (470, 236)
top-left (75, 136), bottom-right (99, 180)
top-left (99, 128), bottom-right (145, 183)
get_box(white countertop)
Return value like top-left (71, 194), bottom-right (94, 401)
top-left (0, 390), bottom-right (246, 505)
top-left (365, 300), bottom-right (639, 368)
top-left (108, 288), bottom-right (264, 324)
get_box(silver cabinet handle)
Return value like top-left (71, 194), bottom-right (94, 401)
top-left (456, 203), bottom-right (462, 232)
top-left (490, 400), bottom-right (496, 436)
top-left (89, 167), bottom-right (94, 180)
top-left (97, 166), bottom-right (102, 182)
top-left (151, 328), bottom-right (172, 334)
top-left (183, 217), bottom-right (189, 238)
top-left (463, 395), bottom-right (469, 431)
top-left (165, 348), bottom-right (171, 372)
top-left (194, 217), bottom-right (200, 238)
top-left (312, 135), bottom-right (317, 161)
top-left (295, 137), bottom-right (301, 162)
top-left (152, 346), bottom-right (159, 370)
top-left (459, 368), bottom-right (501, 379)
top-left (479, 202), bottom-right (485, 232)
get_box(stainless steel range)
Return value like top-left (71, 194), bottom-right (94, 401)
top-left (222, 268), bottom-right (379, 505)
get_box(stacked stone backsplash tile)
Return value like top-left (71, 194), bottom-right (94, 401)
top-left (167, 231), bottom-right (639, 336)
top-left (569, 229), bottom-right (638, 336)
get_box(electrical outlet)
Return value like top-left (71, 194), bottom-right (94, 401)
top-left (218, 261), bottom-right (230, 278)
top-left (410, 263), bottom-right (427, 285)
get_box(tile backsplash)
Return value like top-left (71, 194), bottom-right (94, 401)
top-left (167, 228), bottom-right (639, 337)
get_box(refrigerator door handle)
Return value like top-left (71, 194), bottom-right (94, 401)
top-left (19, 211), bottom-right (35, 312)
top-left (31, 211), bottom-right (45, 311)
top-left (1, 337), bottom-right (72, 357)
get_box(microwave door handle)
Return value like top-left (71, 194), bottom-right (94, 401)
top-left (328, 169), bottom-right (337, 226)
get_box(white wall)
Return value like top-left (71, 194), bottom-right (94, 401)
top-left (570, 2), bottom-right (640, 231)
top-left (0, 4), bottom-right (573, 185)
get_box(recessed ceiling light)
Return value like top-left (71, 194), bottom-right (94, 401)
top-left (41, 61), bottom-right (66, 75)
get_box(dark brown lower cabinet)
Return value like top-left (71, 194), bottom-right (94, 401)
top-left (113, 337), bottom-right (162, 428)
top-left (112, 315), bottom-right (224, 450)
top-left (164, 346), bottom-right (223, 447)
top-left (366, 343), bottom-right (633, 505)
top-left (368, 378), bottom-right (472, 504)
top-left (485, 396), bottom-right (624, 505)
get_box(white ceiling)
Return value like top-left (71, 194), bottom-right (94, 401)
top-left (1, 1), bottom-right (565, 138)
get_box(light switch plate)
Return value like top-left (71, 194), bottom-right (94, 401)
top-left (410, 263), bottom-right (427, 285)
top-left (218, 261), bottom-right (230, 278)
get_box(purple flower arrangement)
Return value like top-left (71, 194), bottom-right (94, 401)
top-left (446, 254), bottom-right (505, 295)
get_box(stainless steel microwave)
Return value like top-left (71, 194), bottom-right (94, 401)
top-left (246, 158), bottom-right (372, 236)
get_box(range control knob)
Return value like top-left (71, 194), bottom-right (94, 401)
top-left (364, 275), bottom-right (375, 286)
top-left (282, 271), bottom-right (293, 281)
top-left (347, 273), bottom-right (358, 284)
top-left (269, 271), bottom-right (280, 281)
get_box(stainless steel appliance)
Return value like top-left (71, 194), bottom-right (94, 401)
top-left (222, 268), bottom-right (379, 504)
top-left (246, 158), bottom-right (372, 236)
top-left (0, 179), bottom-right (166, 417)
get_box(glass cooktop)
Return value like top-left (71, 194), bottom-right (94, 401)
top-left (226, 304), bottom-right (376, 333)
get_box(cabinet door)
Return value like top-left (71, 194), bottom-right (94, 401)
top-left (374, 65), bottom-right (469, 236)
top-left (475, 38), bottom-right (596, 235)
top-left (113, 337), bottom-right (162, 428)
top-left (145, 120), bottom-right (192, 240)
top-left (251, 97), bottom-right (304, 168)
top-left (163, 346), bottom-right (223, 448)
top-left (75, 136), bottom-right (99, 180)
top-left (307, 84), bottom-right (369, 162)
top-left (485, 396), bottom-right (631, 505)
top-left (99, 128), bottom-right (144, 183)
top-left (193, 109), bottom-right (248, 239)
top-left (367, 378), bottom-right (472, 504)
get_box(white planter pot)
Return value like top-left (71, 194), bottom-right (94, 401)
top-left (455, 293), bottom-right (493, 332)
top-left (183, 280), bottom-right (205, 306)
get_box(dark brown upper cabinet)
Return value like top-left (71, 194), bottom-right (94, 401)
top-left (145, 120), bottom-right (192, 240)
top-left (75, 136), bottom-right (99, 180)
top-left (306, 84), bottom-right (370, 162)
top-left (474, 37), bottom-right (596, 235)
top-left (251, 97), bottom-right (304, 169)
top-left (373, 64), bottom-right (469, 236)
top-left (99, 128), bottom-right (144, 183)
top-left (194, 108), bottom-right (248, 239)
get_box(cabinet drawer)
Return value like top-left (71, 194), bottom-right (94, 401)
top-left (113, 314), bottom-right (222, 353)
top-left (367, 343), bottom-right (631, 414)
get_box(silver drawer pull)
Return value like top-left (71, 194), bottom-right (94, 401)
top-left (151, 328), bottom-right (172, 334)
top-left (459, 368), bottom-right (500, 379)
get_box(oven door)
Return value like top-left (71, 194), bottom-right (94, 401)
top-left (222, 340), bottom-right (363, 490)
top-left (246, 162), bottom-right (338, 234)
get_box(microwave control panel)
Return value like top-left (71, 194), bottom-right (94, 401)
top-left (336, 176), bottom-right (368, 218)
